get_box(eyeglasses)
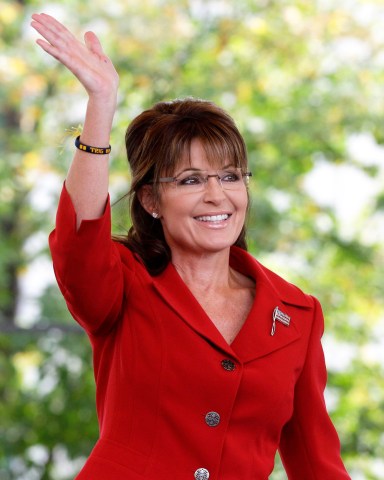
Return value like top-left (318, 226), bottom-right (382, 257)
top-left (155, 168), bottom-right (252, 193)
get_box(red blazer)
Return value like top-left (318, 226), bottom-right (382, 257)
top-left (49, 185), bottom-right (350, 480)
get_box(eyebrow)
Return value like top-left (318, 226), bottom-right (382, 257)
top-left (175, 163), bottom-right (236, 176)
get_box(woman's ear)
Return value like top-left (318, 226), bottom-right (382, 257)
top-left (138, 185), bottom-right (160, 218)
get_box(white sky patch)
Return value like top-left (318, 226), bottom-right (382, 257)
top-left (17, 174), bottom-right (62, 326)
top-left (372, 460), bottom-right (384, 479)
top-left (303, 142), bottom-right (384, 243)
top-left (51, 447), bottom-right (87, 480)
top-left (189, 0), bottom-right (233, 20)
top-left (361, 210), bottom-right (384, 246)
top-left (26, 445), bottom-right (50, 466)
top-left (362, 320), bottom-right (384, 366)
top-left (322, 334), bottom-right (357, 372)
top-left (16, 256), bottom-right (56, 327)
top-left (346, 132), bottom-right (384, 167)
top-left (23, 231), bottom-right (49, 257)
top-left (303, 132), bottom-right (384, 241)
top-left (303, 161), bottom-right (381, 241)
top-left (267, 188), bottom-right (292, 213)
top-left (329, 37), bottom-right (371, 64)
top-left (246, 116), bottom-right (267, 135)
top-left (28, 171), bottom-right (62, 213)
top-left (324, 386), bottom-right (340, 413)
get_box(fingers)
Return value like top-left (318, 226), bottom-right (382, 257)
top-left (84, 31), bottom-right (104, 56)
top-left (31, 13), bottom-right (84, 67)
top-left (35, 38), bottom-right (59, 58)
top-left (31, 13), bottom-right (72, 44)
top-left (31, 14), bottom-right (69, 57)
top-left (31, 12), bottom-right (72, 35)
top-left (31, 13), bottom-right (119, 98)
top-left (31, 13), bottom-right (103, 61)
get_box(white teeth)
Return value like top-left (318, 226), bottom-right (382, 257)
top-left (195, 214), bottom-right (229, 222)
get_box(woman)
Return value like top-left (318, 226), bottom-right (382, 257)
top-left (31, 13), bottom-right (351, 480)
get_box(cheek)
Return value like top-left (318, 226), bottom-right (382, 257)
top-left (234, 191), bottom-right (249, 215)
top-left (158, 187), bottom-right (199, 216)
top-left (158, 196), bottom-right (196, 235)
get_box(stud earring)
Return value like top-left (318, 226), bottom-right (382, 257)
top-left (152, 212), bottom-right (159, 219)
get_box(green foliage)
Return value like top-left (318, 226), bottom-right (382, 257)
top-left (1, 0), bottom-right (384, 478)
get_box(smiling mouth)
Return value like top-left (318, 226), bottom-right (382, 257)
top-left (194, 214), bottom-right (231, 222)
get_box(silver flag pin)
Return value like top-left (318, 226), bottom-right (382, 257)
top-left (271, 306), bottom-right (291, 336)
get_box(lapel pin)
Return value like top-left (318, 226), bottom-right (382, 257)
top-left (271, 306), bottom-right (291, 336)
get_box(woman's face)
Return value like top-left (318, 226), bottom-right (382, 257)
top-left (157, 138), bottom-right (248, 259)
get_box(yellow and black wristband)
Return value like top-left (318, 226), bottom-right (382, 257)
top-left (75, 135), bottom-right (111, 155)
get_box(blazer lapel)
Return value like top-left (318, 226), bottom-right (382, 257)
top-left (229, 247), bottom-right (313, 363)
top-left (151, 247), bottom-right (314, 363)
top-left (230, 281), bottom-right (302, 362)
top-left (152, 263), bottom-right (235, 356)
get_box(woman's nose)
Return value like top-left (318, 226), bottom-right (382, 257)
top-left (202, 175), bottom-right (226, 201)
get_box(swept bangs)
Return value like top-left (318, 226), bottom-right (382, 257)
top-left (157, 116), bottom-right (248, 179)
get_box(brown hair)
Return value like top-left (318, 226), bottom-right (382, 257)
top-left (115, 97), bottom-right (249, 275)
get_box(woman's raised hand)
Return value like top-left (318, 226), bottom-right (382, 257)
top-left (31, 13), bottom-right (119, 102)
top-left (31, 14), bottom-right (119, 225)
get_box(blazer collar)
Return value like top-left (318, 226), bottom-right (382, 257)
top-left (151, 247), bottom-right (313, 363)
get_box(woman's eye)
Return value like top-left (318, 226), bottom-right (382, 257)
top-left (178, 175), bottom-right (203, 186)
top-left (221, 172), bottom-right (241, 183)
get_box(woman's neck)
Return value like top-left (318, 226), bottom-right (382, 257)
top-left (171, 248), bottom-right (237, 293)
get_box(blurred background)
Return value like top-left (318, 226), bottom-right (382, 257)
top-left (1, 0), bottom-right (384, 478)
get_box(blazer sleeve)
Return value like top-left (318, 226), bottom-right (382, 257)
top-left (278, 296), bottom-right (351, 479)
top-left (48, 183), bottom-right (127, 336)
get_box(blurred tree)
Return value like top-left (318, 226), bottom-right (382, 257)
top-left (1, 0), bottom-right (383, 478)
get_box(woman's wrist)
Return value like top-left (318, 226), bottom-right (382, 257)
top-left (79, 95), bottom-right (117, 147)
top-left (87, 92), bottom-right (117, 112)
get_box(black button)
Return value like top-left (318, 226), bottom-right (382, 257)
top-left (221, 359), bottom-right (236, 371)
top-left (205, 411), bottom-right (220, 427)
